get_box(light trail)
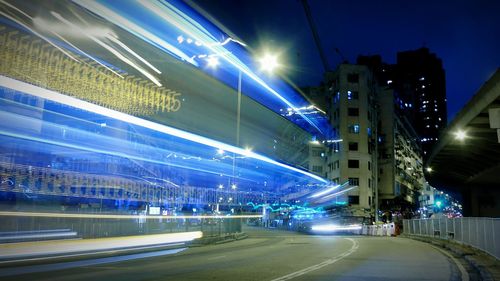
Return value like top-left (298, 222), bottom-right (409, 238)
top-left (0, 75), bottom-right (328, 184)
top-left (0, 211), bottom-right (263, 220)
top-left (72, 0), bottom-right (197, 66)
top-left (0, 10), bottom-right (80, 63)
top-left (51, 12), bottom-right (162, 87)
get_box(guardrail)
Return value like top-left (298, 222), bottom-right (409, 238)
top-left (403, 217), bottom-right (499, 260)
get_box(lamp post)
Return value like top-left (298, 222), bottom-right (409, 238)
top-left (207, 52), bottom-right (280, 195)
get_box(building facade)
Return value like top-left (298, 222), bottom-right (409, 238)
top-left (324, 64), bottom-right (378, 217)
top-left (378, 88), bottom-right (424, 218)
top-left (395, 48), bottom-right (447, 158)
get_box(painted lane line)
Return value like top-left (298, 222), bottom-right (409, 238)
top-left (430, 245), bottom-right (469, 281)
top-left (269, 238), bottom-right (359, 281)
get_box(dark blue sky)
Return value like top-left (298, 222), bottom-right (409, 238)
top-left (192, 0), bottom-right (500, 121)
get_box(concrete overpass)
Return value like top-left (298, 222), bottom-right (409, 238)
top-left (427, 69), bottom-right (500, 217)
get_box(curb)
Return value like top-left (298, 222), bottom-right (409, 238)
top-left (402, 234), bottom-right (499, 281)
top-left (191, 232), bottom-right (247, 246)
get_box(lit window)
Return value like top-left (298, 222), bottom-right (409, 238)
top-left (347, 91), bottom-right (358, 100)
top-left (435, 109), bottom-right (438, 112)
top-left (349, 124), bottom-right (360, 134)
top-left (422, 85), bottom-right (426, 89)
top-left (419, 77), bottom-right (425, 81)
top-left (387, 80), bottom-right (393, 85)
top-left (348, 177), bottom-right (359, 185)
top-left (426, 125), bottom-right (430, 128)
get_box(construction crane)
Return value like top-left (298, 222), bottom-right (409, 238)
top-left (301, 0), bottom-right (349, 70)
top-left (300, 0), bottom-right (330, 72)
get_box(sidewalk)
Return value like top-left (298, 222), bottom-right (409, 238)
top-left (403, 234), bottom-right (500, 281)
top-left (0, 231), bottom-right (201, 265)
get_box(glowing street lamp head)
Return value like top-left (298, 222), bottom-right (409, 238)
top-left (218, 184), bottom-right (224, 189)
top-left (259, 53), bottom-right (279, 73)
top-left (426, 167), bottom-right (433, 173)
top-left (207, 56), bottom-right (219, 68)
top-left (454, 130), bottom-right (466, 141)
top-left (231, 184), bottom-right (237, 190)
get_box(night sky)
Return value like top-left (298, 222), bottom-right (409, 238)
top-left (191, 0), bottom-right (500, 122)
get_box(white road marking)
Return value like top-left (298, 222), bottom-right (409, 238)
top-left (430, 245), bottom-right (469, 281)
top-left (269, 238), bottom-right (359, 281)
top-left (207, 255), bottom-right (226, 260)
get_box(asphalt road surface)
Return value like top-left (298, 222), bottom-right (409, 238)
top-left (2, 226), bottom-right (468, 281)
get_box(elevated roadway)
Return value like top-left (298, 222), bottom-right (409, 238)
top-left (427, 69), bottom-right (500, 216)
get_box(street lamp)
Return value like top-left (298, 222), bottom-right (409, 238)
top-left (259, 53), bottom-right (279, 73)
top-left (207, 51), bottom-right (280, 197)
top-left (454, 130), bottom-right (466, 141)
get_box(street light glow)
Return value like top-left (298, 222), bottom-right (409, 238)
top-left (207, 56), bottom-right (219, 68)
top-left (454, 130), bottom-right (466, 140)
top-left (426, 167), bottom-right (433, 173)
top-left (259, 53), bottom-right (279, 72)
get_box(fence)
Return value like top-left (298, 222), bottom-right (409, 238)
top-left (0, 212), bottom-right (243, 240)
top-left (403, 217), bottom-right (499, 260)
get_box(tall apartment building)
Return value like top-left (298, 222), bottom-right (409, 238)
top-left (395, 48), bottom-right (447, 158)
top-left (378, 88), bottom-right (424, 217)
top-left (324, 64), bottom-right (378, 217)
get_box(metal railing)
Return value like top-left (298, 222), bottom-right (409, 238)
top-left (403, 217), bottom-right (499, 260)
top-left (0, 213), bottom-right (243, 240)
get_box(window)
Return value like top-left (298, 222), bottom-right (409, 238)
top-left (369, 196), bottom-right (372, 205)
top-left (368, 178), bottom-right (372, 188)
top-left (347, 91), bottom-right (359, 100)
top-left (312, 165), bottom-right (323, 173)
top-left (347, 73), bottom-right (359, 83)
top-left (368, 161), bottom-right (371, 171)
top-left (348, 159), bottom-right (359, 168)
top-left (367, 127), bottom-right (372, 136)
top-left (334, 160), bottom-right (340, 170)
top-left (348, 107), bottom-right (359, 116)
top-left (348, 124), bottom-right (360, 134)
top-left (311, 149), bottom-right (323, 157)
top-left (348, 195), bottom-right (359, 205)
top-left (348, 177), bottom-right (359, 185)
top-left (348, 142), bottom-right (358, 151)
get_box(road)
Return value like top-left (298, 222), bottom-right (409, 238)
top-left (2, 226), bottom-right (467, 281)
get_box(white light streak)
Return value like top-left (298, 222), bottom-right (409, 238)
top-left (72, 0), bottom-right (197, 66)
top-left (311, 224), bottom-right (362, 232)
top-left (0, 10), bottom-right (80, 63)
top-left (319, 186), bottom-right (358, 201)
top-left (0, 211), bottom-right (263, 220)
top-left (50, 31), bottom-right (124, 79)
top-left (0, 76), bottom-right (328, 184)
top-left (309, 182), bottom-right (347, 198)
top-left (106, 33), bottom-right (162, 74)
top-left (51, 12), bottom-right (162, 86)
top-left (136, 0), bottom-right (323, 134)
